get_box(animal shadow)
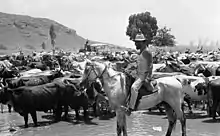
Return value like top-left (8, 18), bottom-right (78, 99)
top-left (202, 118), bottom-right (220, 123)
top-left (185, 112), bottom-right (208, 119)
top-left (63, 114), bottom-right (98, 125)
top-left (98, 112), bottom-right (116, 120)
top-left (144, 111), bottom-right (166, 116)
top-left (41, 114), bottom-right (56, 120)
top-left (162, 112), bottom-right (208, 120)
top-left (18, 120), bottom-right (55, 129)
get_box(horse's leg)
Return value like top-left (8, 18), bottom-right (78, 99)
top-left (167, 100), bottom-right (186, 136)
top-left (164, 103), bottom-right (177, 136)
top-left (116, 110), bottom-right (127, 136)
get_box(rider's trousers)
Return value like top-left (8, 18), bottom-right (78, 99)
top-left (129, 78), bottom-right (144, 109)
top-left (129, 72), bottom-right (154, 110)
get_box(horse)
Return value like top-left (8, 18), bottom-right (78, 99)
top-left (80, 60), bottom-right (187, 136)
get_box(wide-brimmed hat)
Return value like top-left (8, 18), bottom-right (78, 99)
top-left (133, 33), bottom-right (146, 41)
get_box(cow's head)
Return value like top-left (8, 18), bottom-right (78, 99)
top-left (63, 79), bottom-right (82, 97)
top-left (194, 77), bottom-right (209, 95)
top-left (49, 69), bottom-right (64, 80)
top-left (5, 78), bottom-right (24, 89)
top-left (0, 83), bottom-right (13, 105)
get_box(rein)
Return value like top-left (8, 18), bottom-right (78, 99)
top-left (83, 63), bottom-right (108, 87)
top-left (94, 63), bottom-right (107, 79)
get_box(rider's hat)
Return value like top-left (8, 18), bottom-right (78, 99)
top-left (133, 33), bottom-right (146, 41)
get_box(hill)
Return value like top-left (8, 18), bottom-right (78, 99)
top-left (1, 12), bottom-right (215, 55)
top-left (0, 12), bottom-right (100, 54)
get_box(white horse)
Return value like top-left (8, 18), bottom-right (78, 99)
top-left (80, 60), bottom-right (188, 136)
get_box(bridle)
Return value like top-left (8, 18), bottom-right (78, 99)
top-left (84, 63), bottom-right (108, 83)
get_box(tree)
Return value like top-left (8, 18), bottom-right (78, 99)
top-left (126, 11), bottom-right (158, 45)
top-left (152, 26), bottom-right (176, 47)
top-left (41, 42), bottom-right (46, 50)
top-left (49, 24), bottom-right (56, 54)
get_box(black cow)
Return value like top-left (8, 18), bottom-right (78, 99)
top-left (0, 67), bottom-right (20, 79)
top-left (53, 78), bottom-right (90, 121)
top-left (215, 67), bottom-right (220, 76)
top-left (85, 81), bottom-right (113, 117)
top-left (207, 78), bottom-right (220, 120)
top-left (28, 62), bottom-right (48, 71)
top-left (180, 57), bottom-right (191, 65)
top-left (0, 81), bottom-right (79, 128)
top-left (5, 70), bottom-right (63, 89)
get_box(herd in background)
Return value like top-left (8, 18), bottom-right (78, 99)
top-left (0, 47), bottom-right (220, 128)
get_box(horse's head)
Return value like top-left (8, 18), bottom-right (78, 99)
top-left (80, 59), bottom-right (107, 89)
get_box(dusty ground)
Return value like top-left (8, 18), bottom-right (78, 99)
top-left (0, 106), bottom-right (220, 136)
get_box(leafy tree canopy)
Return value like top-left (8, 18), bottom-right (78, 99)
top-left (126, 11), bottom-right (158, 45)
top-left (152, 26), bottom-right (176, 47)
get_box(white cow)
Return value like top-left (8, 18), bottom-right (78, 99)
top-left (174, 75), bottom-right (207, 101)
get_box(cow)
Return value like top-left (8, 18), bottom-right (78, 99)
top-left (5, 70), bottom-right (64, 89)
top-left (206, 77), bottom-right (220, 120)
top-left (0, 81), bottom-right (80, 128)
top-left (0, 67), bottom-right (20, 79)
top-left (53, 77), bottom-right (90, 121)
top-left (28, 62), bottom-right (49, 71)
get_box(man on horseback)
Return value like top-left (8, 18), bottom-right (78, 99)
top-left (121, 33), bottom-right (156, 115)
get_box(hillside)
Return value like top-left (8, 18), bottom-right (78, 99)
top-left (0, 12), bottom-right (95, 54)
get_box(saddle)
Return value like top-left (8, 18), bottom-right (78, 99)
top-left (131, 79), bottom-right (159, 110)
top-left (136, 79), bottom-right (158, 101)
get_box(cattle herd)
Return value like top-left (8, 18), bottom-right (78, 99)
top-left (0, 48), bottom-right (220, 129)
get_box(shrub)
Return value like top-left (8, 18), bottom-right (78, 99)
top-left (25, 44), bottom-right (36, 50)
top-left (0, 44), bottom-right (8, 50)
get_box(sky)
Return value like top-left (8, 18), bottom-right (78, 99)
top-left (0, 0), bottom-right (220, 48)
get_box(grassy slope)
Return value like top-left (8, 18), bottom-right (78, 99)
top-left (0, 12), bottom-right (89, 54)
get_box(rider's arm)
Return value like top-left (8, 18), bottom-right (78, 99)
top-left (139, 50), bottom-right (153, 81)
